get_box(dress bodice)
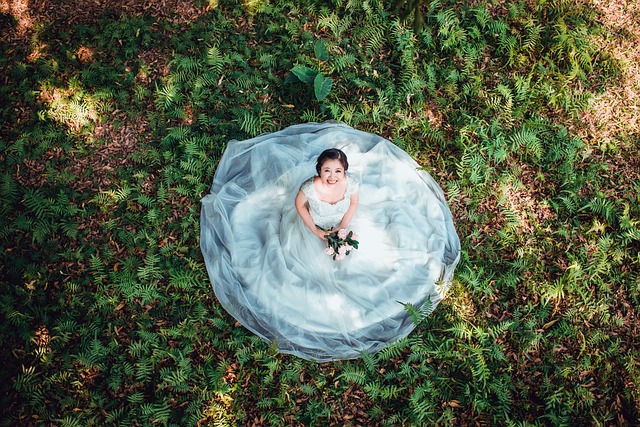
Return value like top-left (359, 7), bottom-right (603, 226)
top-left (301, 176), bottom-right (359, 229)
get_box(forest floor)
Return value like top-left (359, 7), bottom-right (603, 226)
top-left (2, 0), bottom-right (640, 189)
top-left (1, 0), bottom-right (640, 425)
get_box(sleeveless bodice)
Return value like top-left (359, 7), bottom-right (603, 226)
top-left (301, 176), bottom-right (359, 229)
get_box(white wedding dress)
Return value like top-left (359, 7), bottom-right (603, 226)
top-left (200, 122), bottom-right (460, 361)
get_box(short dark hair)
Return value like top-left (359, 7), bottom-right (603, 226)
top-left (316, 148), bottom-right (349, 175)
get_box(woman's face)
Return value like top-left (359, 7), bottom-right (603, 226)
top-left (319, 158), bottom-right (345, 186)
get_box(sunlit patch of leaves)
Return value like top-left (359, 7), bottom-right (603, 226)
top-left (0, 0), bottom-right (638, 425)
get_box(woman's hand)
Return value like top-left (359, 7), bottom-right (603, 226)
top-left (331, 225), bottom-right (344, 234)
top-left (314, 228), bottom-right (328, 241)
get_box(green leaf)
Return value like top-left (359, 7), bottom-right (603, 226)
top-left (313, 73), bottom-right (333, 101)
top-left (290, 65), bottom-right (318, 84)
top-left (314, 39), bottom-right (329, 61)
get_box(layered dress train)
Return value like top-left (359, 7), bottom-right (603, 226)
top-left (200, 122), bottom-right (460, 361)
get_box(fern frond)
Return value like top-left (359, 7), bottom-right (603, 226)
top-left (337, 363), bottom-right (368, 385)
top-left (155, 82), bottom-right (182, 111)
top-left (205, 46), bottom-right (224, 74)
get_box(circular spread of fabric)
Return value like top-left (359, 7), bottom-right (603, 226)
top-left (200, 122), bottom-right (460, 361)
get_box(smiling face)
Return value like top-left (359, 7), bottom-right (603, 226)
top-left (319, 158), bottom-right (345, 186)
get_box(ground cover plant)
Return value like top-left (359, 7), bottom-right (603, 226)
top-left (1, 0), bottom-right (639, 425)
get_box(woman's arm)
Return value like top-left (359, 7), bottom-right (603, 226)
top-left (335, 191), bottom-right (359, 231)
top-left (295, 190), bottom-right (328, 241)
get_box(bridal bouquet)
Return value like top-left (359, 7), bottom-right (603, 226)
top-left (325, 228), bottom-right (359, 261)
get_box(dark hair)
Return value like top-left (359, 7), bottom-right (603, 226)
top-left (315, 148), bottom-right (349, 175)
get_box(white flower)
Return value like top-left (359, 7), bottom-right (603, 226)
top-left (337, 228), bottom-right (348, 239)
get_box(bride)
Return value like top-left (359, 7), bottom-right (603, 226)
top-left (295, 147), bottom-right (359, 241)
top-left (200, 122), bottom-right (460, 362)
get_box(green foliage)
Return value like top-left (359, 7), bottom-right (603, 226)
top-left (1, 0), bottom-right (637, 425)
top-left (286, 39), bottom-right (334, 102)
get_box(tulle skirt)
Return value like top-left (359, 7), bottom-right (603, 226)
top-left (200, 122), bottom-right (460, 361)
